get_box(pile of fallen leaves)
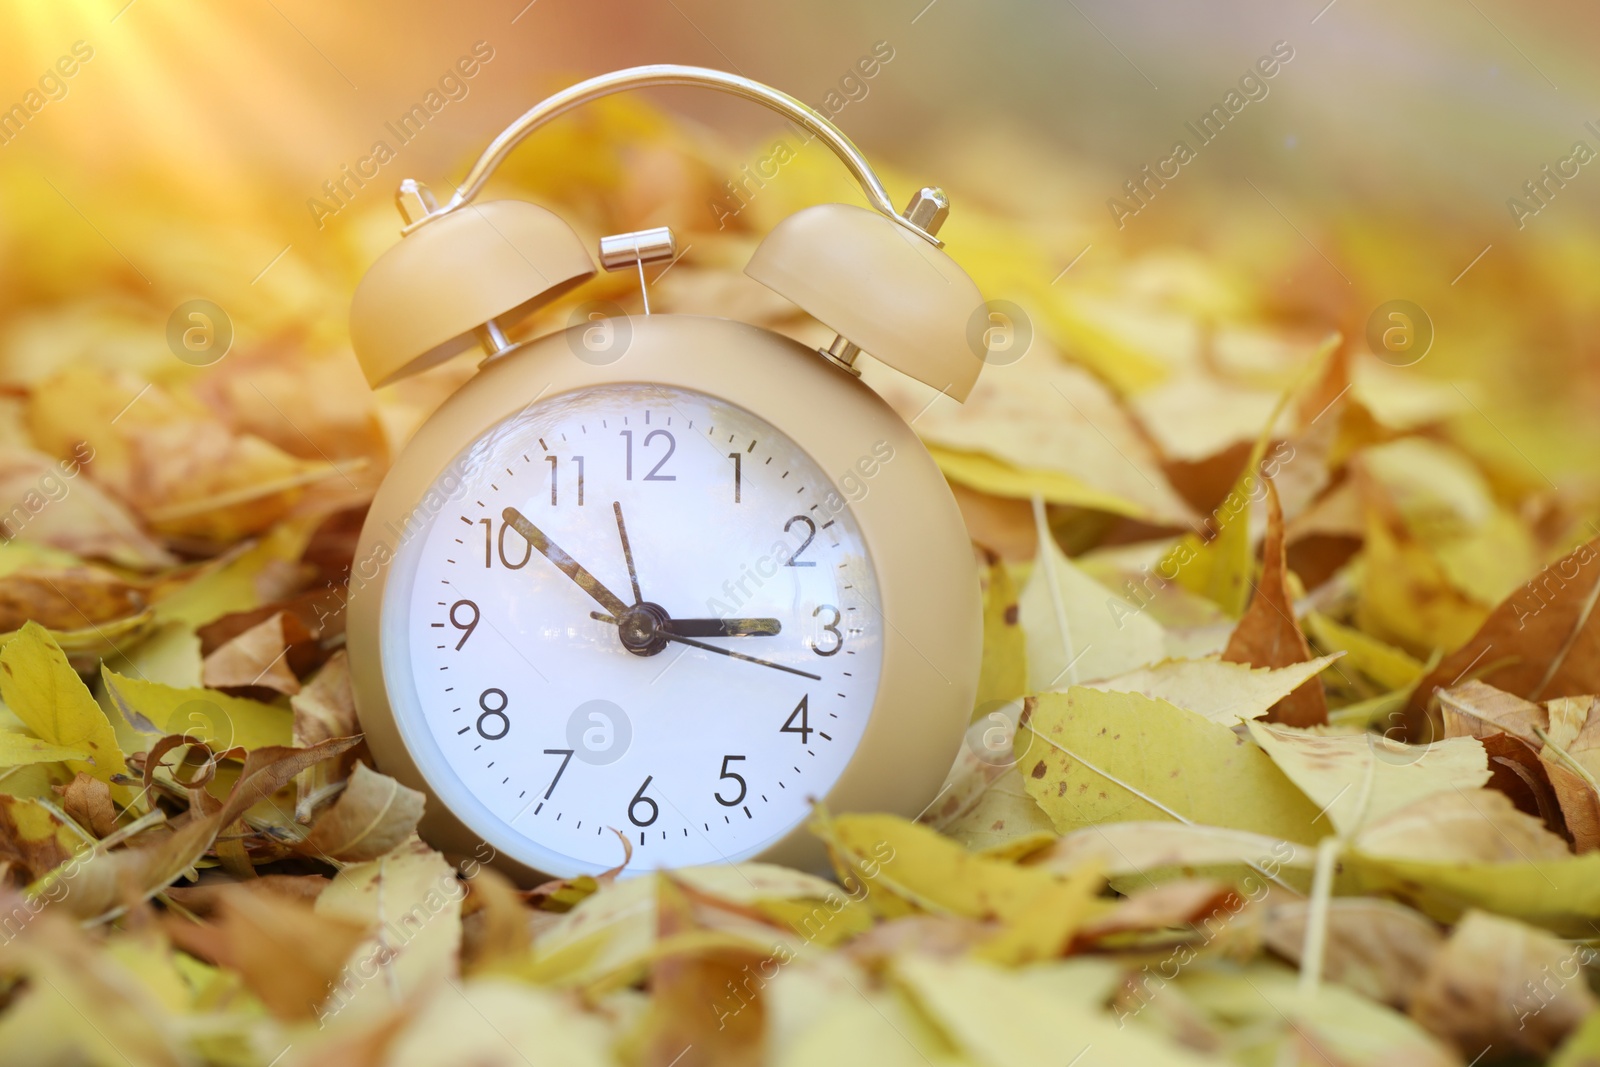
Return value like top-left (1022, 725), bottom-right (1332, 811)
top-left (2, 95), bottom-right (1600, 1067)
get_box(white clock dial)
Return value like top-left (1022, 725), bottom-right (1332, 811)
top-left (380, 383), bottom-right (885, 875)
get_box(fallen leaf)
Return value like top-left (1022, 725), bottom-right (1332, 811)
top-left (1246, 723), bottom-right (1490, 837)
top-left (164, 884), bottom-right (370, 1020)
top-left (200, 610), bottom-right (310, 694)
top-left (0, 622), bottom-right (128, 791)
top-left (0, 731), bottom-right (89, 768)
top-left (974, 551), bottom-right (1027, 709)
top-left (300, 762), bottom-right (425, 863)
top-left (0, 794), bottom-right (83, 885)
top-left (1221, 480), bottom-right (1327, 726)
top-left (1410, 535), bottom-right (1600, 715)
top-left (0, 447), bottom-right (177, 571)
top-left (1260, 897), bottom-right (1443, 1009)
top-left (1085, 654), bottom-right (1342, 726)
top-left (1017, 688), bottom-right (1325, 844)
top-left (314, 837), bottom-right (463, 1025)
top-left (102, 666), bottom-right (292, 752)
top-left (1019, 498), bottom-right (1165, 689)
top-left (54, 772), bottom-right (116, 837)
top-left (1409, 909), bottom-right (1596, 1059)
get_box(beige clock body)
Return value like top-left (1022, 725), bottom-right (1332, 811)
top-left (347, 313), bottom-right (981, 882)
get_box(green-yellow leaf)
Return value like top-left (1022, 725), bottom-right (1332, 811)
top-left (101, 667), bottom-right (291, 751)
top-left (1304, 611), bottom-right (1424, 691)
top-left (0, 622), bottom-right (126, 788)
top-left (1017, 688), bottom-right (1325, 843)
top-left (0, 731), bottom-right (89, 767)
top-left (811, 810), bottom-right (1062, 922)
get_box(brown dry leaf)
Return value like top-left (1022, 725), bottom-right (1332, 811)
top-left (0, 794), bottom-right (82, 885)
top-left (1410, 535), bottom-right (1600, 717)
top-left (0, 446), bottom-right (175, 569)
top-left (1261, 898), bottom-right (1443, 1009)
top-left (45, 810), bottom-right (221, 922)
top-left (1221, 480), bottom-right (1327, 726)
top-left (1410, 910), bottom-right (1596, 1059)
top-left (300, 762), bottom-right (426, 863)
top-left (1354, 788), bottom-right (1572, 863)
top-left (28, 366), bottom-right (340, 542)
top-left (200, 609), bottom-right (310, 694)
top-left (640, 880), bottom-right (768, 1067)
top-left (1439, 682), bottom-right (1600, 848)
top-left (54, 772), bottom-right (116, 837)
top-left (292, 648), bottom-right (359, 747)
top-left (1438, 680), bottom-right (1548, 748)
top-left (1078, 880), bottom-right (1238, 942)
top-left (0, 566), bottom-right (146, 633)
top-left (162, 872), bottom-right (329, 915)
top-left (164, 884), bottom-right (370, 1020)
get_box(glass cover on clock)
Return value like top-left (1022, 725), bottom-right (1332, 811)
top-left (379, 383), bottom-right (884, 874)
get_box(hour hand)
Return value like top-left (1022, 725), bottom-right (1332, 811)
top-left (502, 507), bottom-right (630, 617)
top-left (588, 612), bottom-right (781, 638)
top-left (665, 617), bottom-right (782, 638)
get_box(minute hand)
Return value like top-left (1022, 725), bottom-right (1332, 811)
top-left (502, 507), bottom-right (630, 617)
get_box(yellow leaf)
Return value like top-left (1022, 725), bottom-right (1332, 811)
top-left (101, 667), bottom-right (291, 751)
top-left (388, 978), bottom-right (615, 1067)
top-left (974, 554), bottom-right (1027, 711)
top-left (0, 731), bottom-right (88, 767)
top-left (909, 360), bottom-right (1197, 525)
top-left (314, 837), bottom-right (462, 1024)
top-left (1304, 611), bottom-right (1424, 691)
top-left (972, 860), bottom-right (1104, 965)
top-left (1019, 499), bottom-right (1165, 689)
top-left (931, 447), bottom-right (1160, 521)
top-left (1086, 654), bottom-right (1343, 726)
top-left (811, 809), bottom-right (1061, 922)
top-left (1017, 688), bottom-right (1325, 843)
top-left (150, 514), bottom-right (321, 630)
top-left (1245, 723), bottom-right (1491, 837)
top-left (895, 954), bottom-right (1216, 1067)
top-left (0, 622), bottom-right (127, 789)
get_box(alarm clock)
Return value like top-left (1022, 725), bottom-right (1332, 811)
top-left (345, 66), bottom-right (986, 881)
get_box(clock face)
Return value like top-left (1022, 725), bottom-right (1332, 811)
top-left (380, 382), bottom-right (885, 875)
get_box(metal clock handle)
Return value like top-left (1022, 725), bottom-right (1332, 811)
top-left (410, 64), bottom-right (939, 247)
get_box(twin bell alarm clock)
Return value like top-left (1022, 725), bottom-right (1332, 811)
top-left (345, 66), bottom-right (989, 881)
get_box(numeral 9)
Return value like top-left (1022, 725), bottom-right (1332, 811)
top-left (449, 599), bottom-right (479, 650)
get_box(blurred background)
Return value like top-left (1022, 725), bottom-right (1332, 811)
top-left (0, 0), bottom-right (1596, 532)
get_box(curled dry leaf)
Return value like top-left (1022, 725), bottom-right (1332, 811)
top-left (54, 772), bottom-right (116, 838)
top-left (199, 609), bottom-right (312, 694)
top-left (300, 762), bottom-right (426, 863)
